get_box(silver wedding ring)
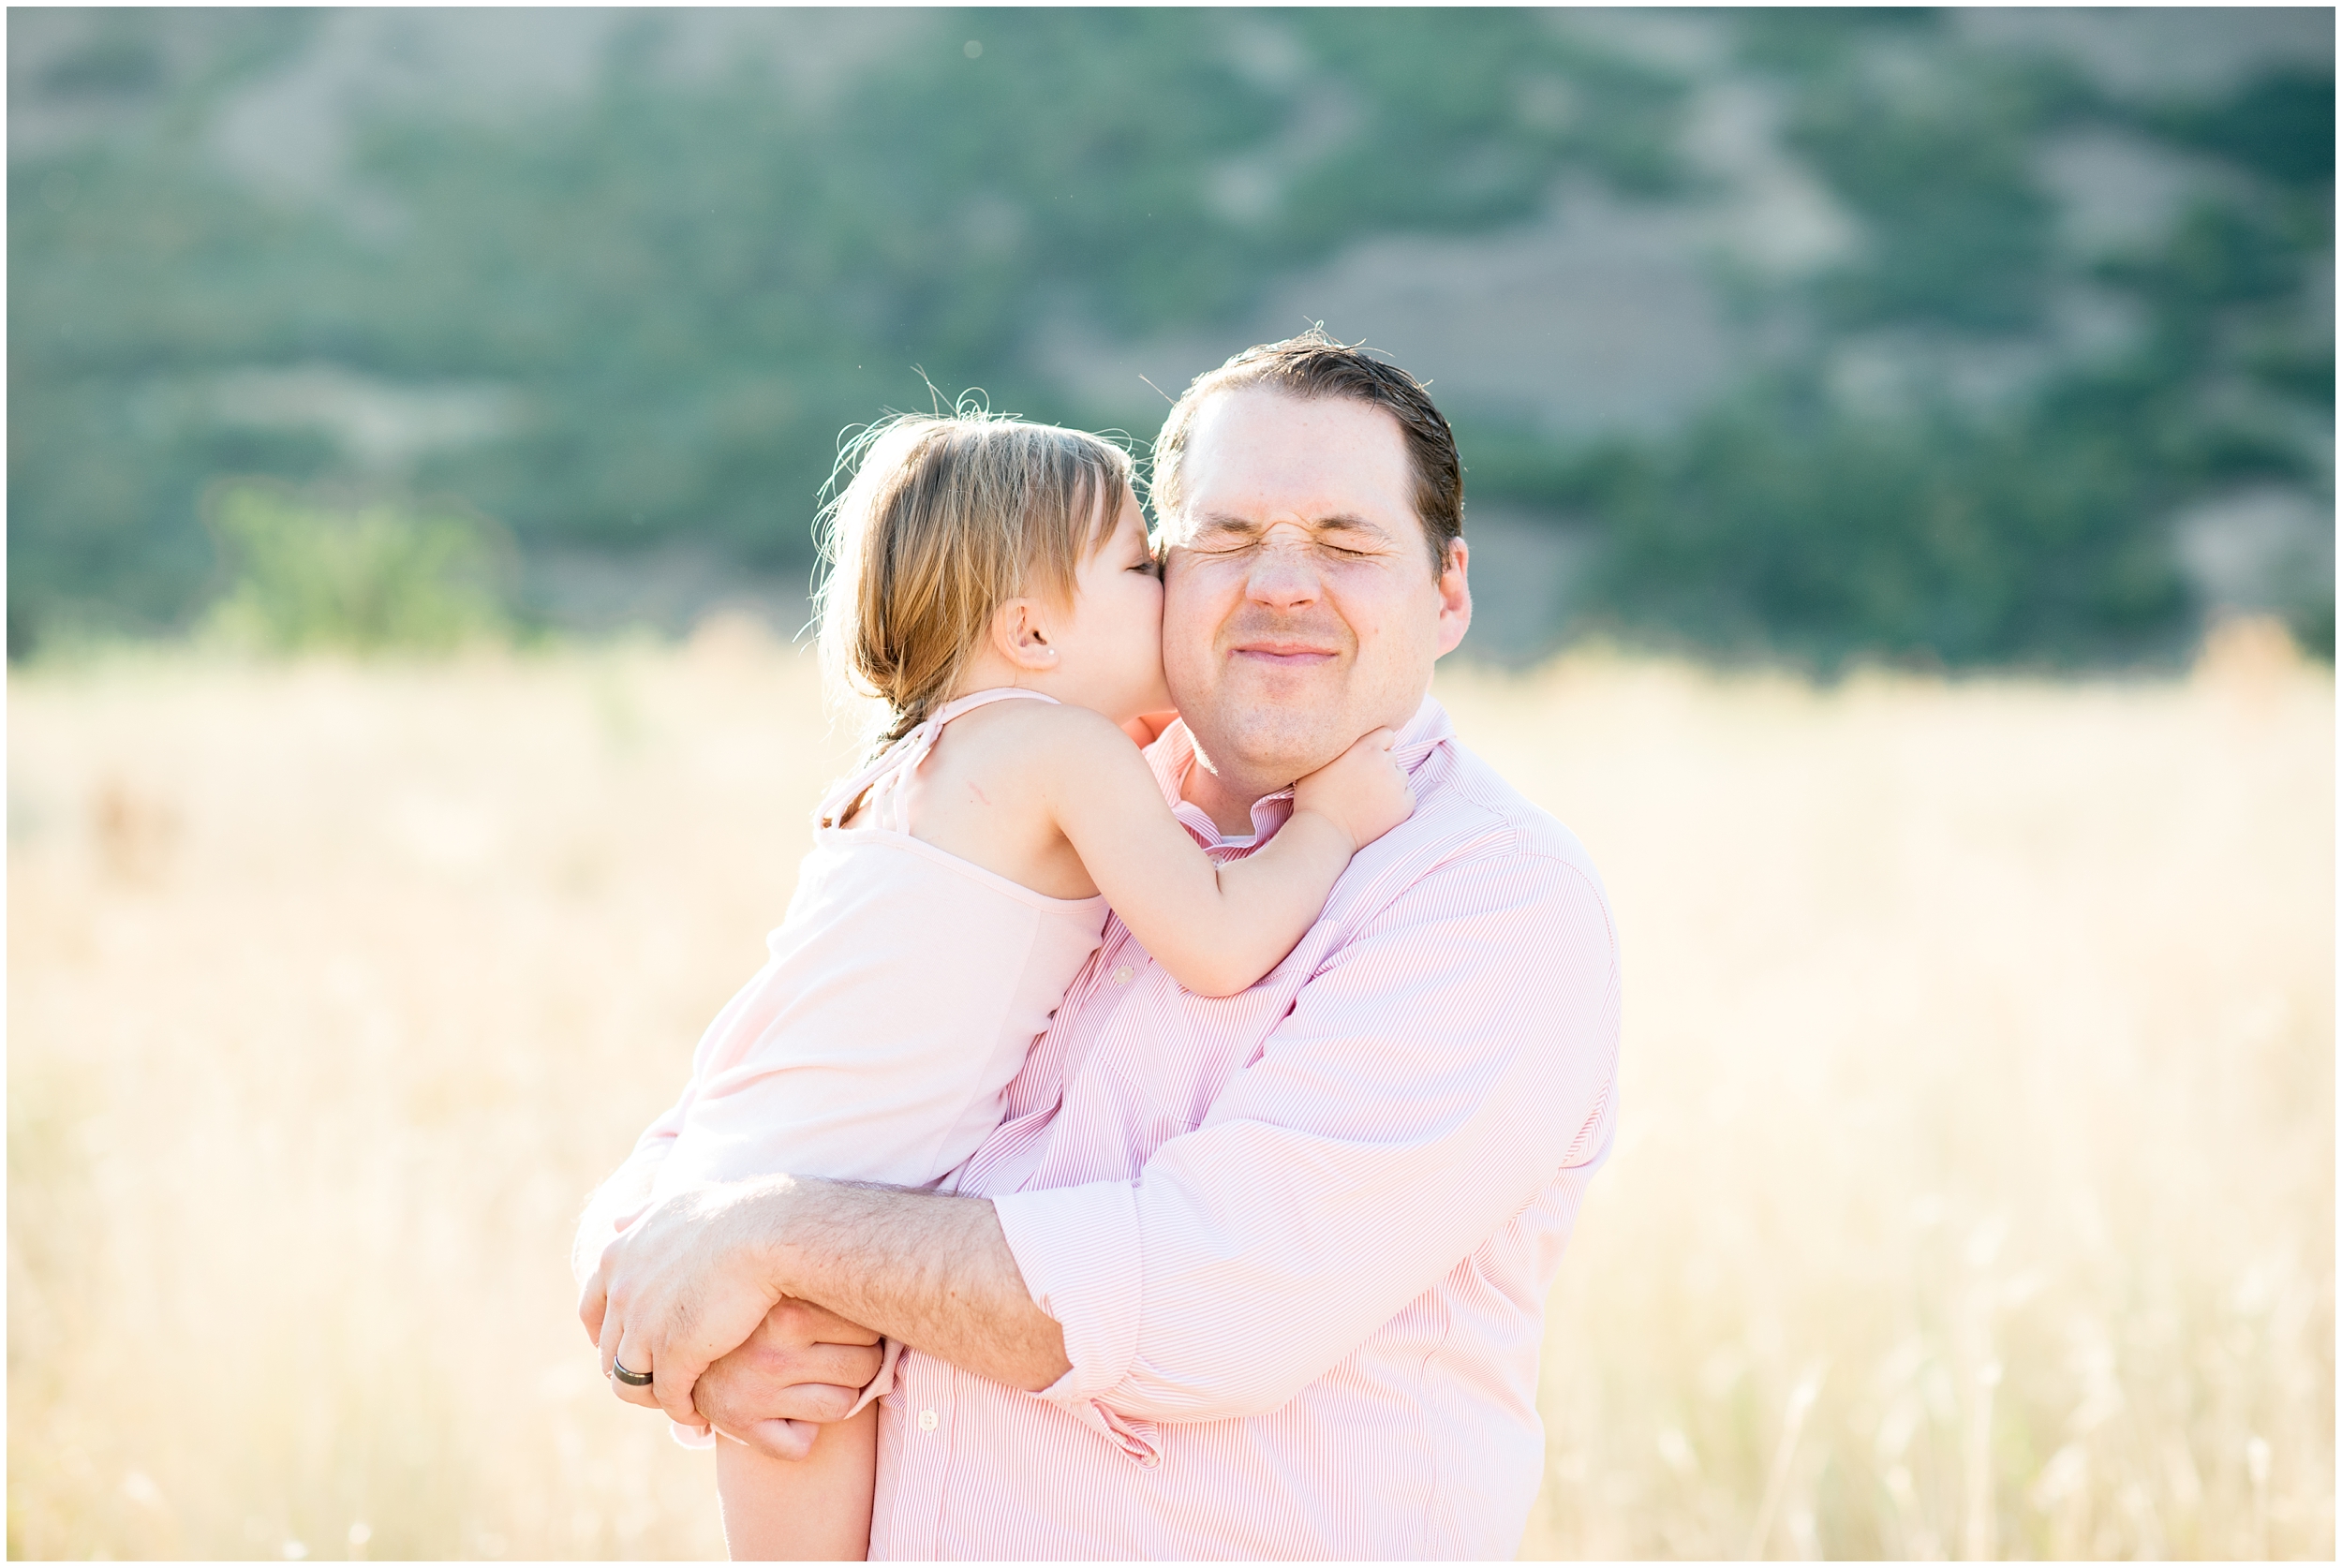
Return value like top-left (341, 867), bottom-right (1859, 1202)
top-left (610, 1359), bottom-right (654, 1387)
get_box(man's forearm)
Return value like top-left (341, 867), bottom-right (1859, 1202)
top-left (762, 1178), bottom-right (1072, 1393)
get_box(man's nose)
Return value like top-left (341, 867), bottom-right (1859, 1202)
top-left (1244, 533), bottom-right (1321, 609)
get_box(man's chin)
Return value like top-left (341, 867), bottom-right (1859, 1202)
top-left (1201, 701), bottom-right (1355, 785)
top-left (1219, 654), bottom-right (1349, 704)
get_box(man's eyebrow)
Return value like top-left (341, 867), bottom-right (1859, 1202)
top-left (1189, 512), bottom-right (1396, 540)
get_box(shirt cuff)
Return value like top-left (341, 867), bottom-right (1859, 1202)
top-left (990, 1178), bottom-right (1143, 1405)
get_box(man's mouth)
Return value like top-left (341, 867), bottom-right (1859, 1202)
top-left (1230, 641), bottom-right (1340, 666)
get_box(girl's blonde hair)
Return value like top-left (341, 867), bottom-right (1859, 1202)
top-left (813, 410), bottom-right (1135, 748)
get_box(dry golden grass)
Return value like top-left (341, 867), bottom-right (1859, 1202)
top-left (8, 617), bottom-right (2332, 1560)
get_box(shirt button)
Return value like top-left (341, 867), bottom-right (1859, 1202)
top-left (918, 1409), bottom-right (939, 1432)
top-left (1111, 965), bottom-right (1134, 986)
top-left (1139, 1453), bottom-right (1161, 1469)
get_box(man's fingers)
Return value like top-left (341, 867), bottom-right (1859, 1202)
top-left (578, 1268), bottom-right (610, 1345)
top-left (602, 1314), bottom-right (662, 1410)
top-left (770, 1382), bottom-right (860, 1424)
top-left (597, 1292), bottom-right (622, 1378)
top-left (697, 1366), bottom-right (867, 1429)
top-left (648, 1351), bottom-right (707, 1426)
top-left (774, 1341), bottom-right (884, 1391)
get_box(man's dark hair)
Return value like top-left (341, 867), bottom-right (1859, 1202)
top-left (1149, 328), bottom-right (1463, 575)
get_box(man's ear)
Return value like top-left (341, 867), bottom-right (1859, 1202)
top-left (990, 598), bottom-right (1060, 672)
top-left (1433, 539), bottom-right (1472, 658)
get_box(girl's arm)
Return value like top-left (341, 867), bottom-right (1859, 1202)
top-left (1042, 717), bottom-right (1413, 998)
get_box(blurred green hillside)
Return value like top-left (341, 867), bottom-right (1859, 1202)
top-left (9, 7), bottom-right (2333, 664)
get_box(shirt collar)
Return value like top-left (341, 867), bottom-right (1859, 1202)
top-left (1147, 695), bottom-right (1455, 848)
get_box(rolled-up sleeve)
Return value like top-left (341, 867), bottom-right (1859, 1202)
top-left (994, 844), bottom-right (1621, 1425)
top-left (994, 1178), bottom-right (1145, 1405)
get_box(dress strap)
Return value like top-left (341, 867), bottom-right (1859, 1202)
top-left (816, 688), bottom-right (1060, 830)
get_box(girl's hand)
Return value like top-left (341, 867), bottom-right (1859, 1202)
top-left (1292, 727), bottom-right (1414, 851)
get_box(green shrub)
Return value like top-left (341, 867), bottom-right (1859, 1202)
top-left (200, 483), bottom-right (510, 654)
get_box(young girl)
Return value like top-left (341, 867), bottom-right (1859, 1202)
top-left (587, 411), bottom-right (1412, 1560)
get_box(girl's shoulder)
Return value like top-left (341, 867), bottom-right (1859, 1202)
top-left (937, 695), bottom-right (1146, 776)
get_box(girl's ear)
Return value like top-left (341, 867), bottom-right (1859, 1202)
top-left (990, 598), bottom-right (1060, 672)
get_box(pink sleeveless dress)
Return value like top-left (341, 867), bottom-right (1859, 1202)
top-left (637, 688), bottom-right (1108, 1438)
top-left (645, 688), bottom-right (1110, 1199)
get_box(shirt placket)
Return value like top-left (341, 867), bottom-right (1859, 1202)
top-left (887, 1354), bottom-right (956, 1560)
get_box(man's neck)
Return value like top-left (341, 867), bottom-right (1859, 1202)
top-left (1177, 739), bottom-right (1289, 836)
top-left (1176, 693), bottom-right (1435, 836)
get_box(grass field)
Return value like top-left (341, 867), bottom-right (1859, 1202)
top-left (8, 620), bottom-right (2332, 1560)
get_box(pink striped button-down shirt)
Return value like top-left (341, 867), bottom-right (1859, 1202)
top-left (873, 696), bottom-right (1621, 1561)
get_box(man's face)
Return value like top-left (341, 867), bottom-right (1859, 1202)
top-left (1160, 387), bottom-right (1471, 803)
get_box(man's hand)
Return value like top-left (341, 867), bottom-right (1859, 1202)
top-left (581, 1176), bottom-right (798, 1427)
top-left (580, 1173), bottom-right (1071, 1424)
top-left (696, 1299), bottom-right (886, 1461)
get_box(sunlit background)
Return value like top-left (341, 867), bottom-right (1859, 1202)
top-left (9, 7), bottom-right (2334, 1561)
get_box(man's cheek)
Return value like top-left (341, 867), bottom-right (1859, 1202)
top-left (1157, 611), bottom-right (1219, 694)
top-left (1157, 576), bottom-right (1202, 637)
top-left (1162, 651), bottom-right (1214, 713)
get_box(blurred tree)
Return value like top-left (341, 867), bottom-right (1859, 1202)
top-left (2149, 68), bottom-right (2336, 187)
top-left (1523, 16), bottom-right (2333, 667)
top-left (9, 7), bottom-right (1687, 654)
top-left (5, 8), bottom-right (2331, 663)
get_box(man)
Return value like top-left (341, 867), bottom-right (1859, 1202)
top-left (580, 331), bottom-right (1621, 1559)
